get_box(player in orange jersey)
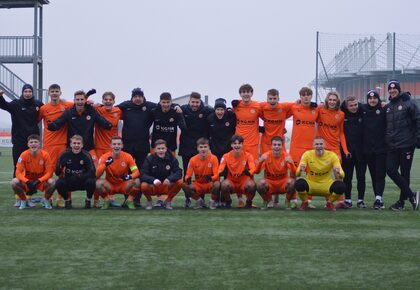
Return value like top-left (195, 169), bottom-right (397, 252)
top-left (231, 84), bottom-right (262, 162)
top-left (317, 91), bottom-right (349, 158)
top-left (256, 136), bottom-right (297, 210)
top-left (140, 139), bottom-right (183, 210)
top-left (11, 134), bottom-right (55, 210)
top-left (95, 136), bottom-right (140, 210)
top-left (260, 89), bottom-right (291, 154)
top-left (218, 134), bottom-right (256, 208)
top-left (182, 138), bottom-right (220, 209)
top-left (37, 84), bottom-right (73, 207)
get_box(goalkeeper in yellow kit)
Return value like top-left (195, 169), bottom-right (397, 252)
top-left (295, 136), bottom-right (346, 211)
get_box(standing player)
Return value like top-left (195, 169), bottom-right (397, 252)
top-left (179, 92), bottom-right (214, 207)
top-left (218, 135), bottom-right (257, 208)
top-left (260, 89), bottom-right (291, 154)
top-left (38, 84), bottom-right (73, 207)
top-left (182, 138), bottom-right (220, 209)
top-left (54, 135), bottom-right (96, 209)
top-left (48, 90), bottom-right (112, 152)
top-left (256, 136), bottom-right (297, 209)
top-left (384, 80), bottom-right (420, 211)
top-left (206, 98), bottom-right (236, 161)
top-left (231, 84), bottom-right (261, 163)
top-left (0, 85), bottom-right (43, 178)
top-left (95, 136), bottom-right (140, 210)
top-left (11, 134), bottom-right (55, 210)
top-left (140, 139), bottom-right (183, 210)
top-left (295, 136), bottom-right (346, 211)
top-left (361, 90), bottom-right (387, 209)
top-left (151, 92), bottom-right (187, 154)
top-left (340, 96), bottom-right (366, 208)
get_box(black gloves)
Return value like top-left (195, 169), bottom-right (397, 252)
top-left (204, 175), bottom-right (212, 182)
top-left (105, 156), bottom-right (114, 167)
top-left (186, 177), bottom-right (192, 185)
top-left (259, 126), bottom-right (265, 133)
top-left (122, 174), bottom-right (132, 181)
top-left (242, 169), bottom-right (251, 177)
top-left (86, 89), bottom-right (97, 97)
top-left (26, 179), bottom-right (40, 192)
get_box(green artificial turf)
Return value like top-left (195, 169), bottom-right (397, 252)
top-left (0, 147), bottom-right (419, 289)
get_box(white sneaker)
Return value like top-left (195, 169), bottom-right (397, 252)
top-left (14, 199), bottom-right (21, 207)
top-left (42, 198), bottom-right (52, 210)
top-left (145, 201), bottom-right (153, 210)
top-left (209, 200), bottom-right (217, 210)
top-left (166, 201), bottom-right (173, 210)
top-left (19, 200), bottom-right (27, 210)
top-left (195, 198), bottom-right (204, 209)
top-left (267, 200), bottom-right (274, 208)
top-left (27, 199), bottom-right (36, 208)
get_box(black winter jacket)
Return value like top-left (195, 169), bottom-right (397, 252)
top-left (341, 101), bottom-right (363, 157)
top-left (361, 103), bottom-right (386, 154)
top-left (140, 152), bottom-right (183, 183)
top-left (207, 109), bottom-right (236, 159)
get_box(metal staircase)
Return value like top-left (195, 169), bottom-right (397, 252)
top-left (0, 62), bottom-right (27, 99)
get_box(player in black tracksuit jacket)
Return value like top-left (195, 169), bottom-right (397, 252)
top-left (361, 90), bottom-right (387, 209)
top-left (206, 98), bottom-right (236, 161)
top-left (117, 88), bottom-right (157, 169)
top-left (385, 80), bottom-right (420, 211)
top-left (151, 93), bottom-right (187, 153)
top-left (48, 90), bottom-right (112, 151)
top-left (54, 136), bottom-right (96, 209)
top-left (0, 84), bottom-right (43, 175)
top-left (340, 97), bottom-right (366, 208)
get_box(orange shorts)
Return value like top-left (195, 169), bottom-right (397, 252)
top-left (43, 144), bottom-right (67, 167)
top-left (227, 175), bottom-right (252, 195)
top-left (108, 181), bottom-right (131, 195)
top-left (141, 180), bottom-right (182, 196)
top-left (264, 178), bottom-right (290, 195)
top-left (192, 181), bottom-right (212, 195)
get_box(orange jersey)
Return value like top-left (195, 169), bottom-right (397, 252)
top-left (185, 153), bottom-right (219, 183)
top-left (38, 101), bottom-right (73, 147)
top-left (96, 151), bottom-right (139, 184)
top-left (219, 150), bottom-right (256, 182)
top-left (94, 106), bottom-right (122, 151)
top-left (260, 102), bottom-right (292, 146)
top-left (15, 149), bottom-right (54, 183)
top-left (256, 150), bottom-right (297, 180)
top-left (317, 107), bottom-right (348, 155)
top-left (233, 100), bottom-right (261, 146)
top-left (288, 103), bottom-right (318, 151)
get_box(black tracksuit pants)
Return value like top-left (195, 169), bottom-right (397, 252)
top-left (342, 153), bottom-right (366, 200)
top-left (386, 147), bottom-right (415, 202)
top-left (364, 153), bottom-right (386, 198)
top-left (55, 176), bottom-right (96, 200)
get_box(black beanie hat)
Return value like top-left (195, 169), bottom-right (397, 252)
top-left (366, 90), bottom-right (380, 100)
top-left (22, 84), bottom-right (33, 93)
top-left (387, 80), bottom-right (401, 92)
top-left (131, 87), bottom-right (144, 98)
top-left (214, 98), bottom-right (227, 110)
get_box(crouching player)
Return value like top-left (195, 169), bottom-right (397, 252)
top-left (140, 139), bottom-right (183, 210)
top-left (218, 134), bottom-right (256, 208)
top-left (182, 138), bottom-right (220, 209)
top-left (95, 136), bottom-right (140, 210)
top-left (256, 136), bottom-right (297, 209)
top-left (295, 136), bottom-right (345, 211)
top-left (11, 134), bottom-right (55, 209)
top-left (54, 135), bottom-right (96, 209)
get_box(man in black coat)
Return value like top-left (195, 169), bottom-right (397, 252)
top-left (385, 80), bottom-right (420, 211)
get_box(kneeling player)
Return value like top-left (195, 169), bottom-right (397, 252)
top-left (218, 135), bottom-right (256, 208)
top-left (256, 136), bottom-right (297, 209)
top-left (11, 134), bottom-right (55, 209)
top-left (140, 139), bottom-right (183, 210)
top-left (182, 138), bottom-right (220, 209)
top-left (95, 136), bottom-right (140, 210)
top-left (54, 135), bottom-right (97, 209)
top-left (295, 136), bottom-right (346, 211)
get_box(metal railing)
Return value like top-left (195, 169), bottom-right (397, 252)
top-left (0, 36), bottom-right (35, 61)
top-left (0, 62), bottom-right (26, 99)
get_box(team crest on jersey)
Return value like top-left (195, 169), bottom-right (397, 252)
top-left (208, 162), bottom-right (212, 168)
top-left (113, 113), bottom-right (118, 117)
top-left (398, 105), bottom-right (402, 111)
top-left (36, 107), bottom-right (39, 111)
top-left (86, 115), bottom-right (91, 120)
top-left (80, 160), bottom-right (84, 165)
top-left (311, 110), bottom-right (315, 115)
top-left (280, 162), bottom-right (285, 167)
top-left (325, 160), bottom-right (330, 165)
top-left (199, 114), bottom-right (203, 118)
top-left (278, 109), bottom-right (283, 113)
top-left (169, 118), bottom-right (174, 122)
top-left (121, 162), bottom-right (126, 167)
top-left (142, 106), bottom-right (147, 111)
top-left (242, 160), bottom-right (246, 165)
top-left (155, 125), bottom-right (160, 130)
top-left (376, 109), bottom-right (380, 114)
top-left (250, 109), bottom-right (256, 114)
top-left (39, 160), bottom-right (44, 165)
top-left (225, 122), bottom-right (230, 127)
top-left (165, 165), bottom-right (171, 170)
top-left (335, 114), bottom-right (340, 119)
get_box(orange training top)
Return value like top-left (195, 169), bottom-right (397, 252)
top-left (185, 153), bottom-right (219, 183)
top-left (218, 150), bottom-right (256, 182)
top-left (317, 107), bottom-right (348, 155)
top-left (16, 149), bottom-right (54, 182)
top-left (38, 101), bottom-right (73, 147)
top-left (260, 102), bottom-right (292, 146)
top-left (96, 151), bottom-right (139, 184)
top-left (233, 100), bottom-right (261, 146)
top-left (288, 103), bottom-right (318, 150)
top-left (94, 106), bottom-right (122, 151)
top-left (256, 150), bottom-right (297, 180)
